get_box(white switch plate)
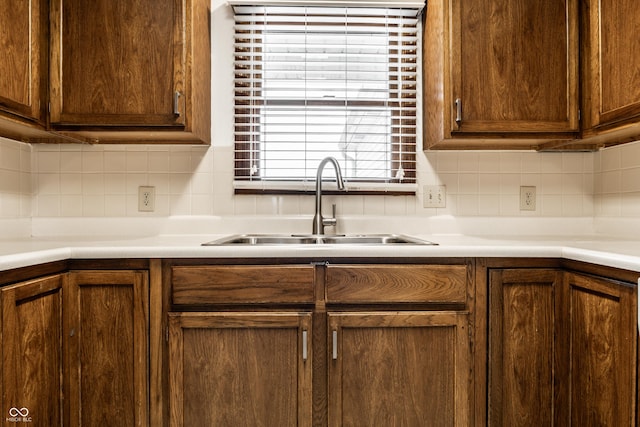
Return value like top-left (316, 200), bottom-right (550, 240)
top-left (138, 186), bottom-right (155, 212)
top-left (423, 185), bottom-right (446, 208)
top-left (520, 186), bottom-right (536, 211)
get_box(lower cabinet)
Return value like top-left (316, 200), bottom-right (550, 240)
top-left (166, 261), bottom-right (474, 427)
top-left (328, 311), bottom-right (470, 426)
top-left (1, 274), bottom-right (64, 426)
top-left (168, 312), bottom-right (312, 426)
top-left (489, 268), bottom-right (637, 426)
top-left (1, 269), bottom-right (149, 427)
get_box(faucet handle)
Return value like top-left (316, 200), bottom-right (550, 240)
top-left (322, 204), bottom-right (338, 228)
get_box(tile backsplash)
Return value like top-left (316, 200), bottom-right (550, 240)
top-left (0, 138), bottom-right (32, 219)
top-left (1, 137), bottom-right (639, 222)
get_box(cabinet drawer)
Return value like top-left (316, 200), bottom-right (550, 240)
top-left (326, 264), bottom-right (467, 304)
top-left (171, 265), bottom-right (315, 305)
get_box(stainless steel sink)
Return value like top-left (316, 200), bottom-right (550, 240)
top-left (204, 235), bottom-right (319, 245)
top-left (203, 234), bottom-right (437, 246)
top-left (320, 234), bottom-right (435, 245)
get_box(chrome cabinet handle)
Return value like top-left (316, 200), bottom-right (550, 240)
top-left (332, 330), bottom-right (338, 360)
top-left (302, 330), bottom-right (308, 361)
top-left (455, 98), bottom-right (462, 124)
top-left (174, 91), bottom-right (182, 116)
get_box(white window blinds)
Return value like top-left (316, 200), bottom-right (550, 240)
top-left (233, 5), bottom-right (420, 192)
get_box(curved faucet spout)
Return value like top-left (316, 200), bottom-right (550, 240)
top-left (313, 157), bottom-right (345, 235)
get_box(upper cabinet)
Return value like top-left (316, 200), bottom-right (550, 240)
top-left (0, 0), bottom-right (64, 143)
top-left (580, 0), bottom-right (640, 146)
top-left (0, 0), bottom-right (47, 124)
top-left (0, 0), bottom-right (210, 145)
top-left (423, 0), bottom-right (580, 149)
top-left (49, 0), bottom-right (210, 144)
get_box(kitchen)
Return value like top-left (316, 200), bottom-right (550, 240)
top-left (1, 0), bottom-right (639, 426)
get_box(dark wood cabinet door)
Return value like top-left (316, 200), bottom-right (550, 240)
top-left (488, 268), bottom-right (565, 426)
top-left (64, 270), bottom-right (149, 427)
top-left (328, 311), bottom-right (471, 427)
top-left (424, 0), bottom-right (579, 149)
top-left (452, 0), bottom-right (578, 134)
top-left (1, 274), bottom-right (64, 427)
top-left (564, 272), bottom-right (637, 427)
top-left (49, 0), bottom-right (184, 128)
top-left (169, 312), bottom-right (313, 427)
top-left (0, 0), bottom-right (47, 124)
top-left (581, 0), bottom-right (640, 132)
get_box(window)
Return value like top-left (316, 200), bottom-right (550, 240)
top-left (233, 4), bottom-right (421, 193)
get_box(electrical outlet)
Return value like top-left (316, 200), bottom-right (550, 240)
top-left (520, 186), bottom-right (536, 211)
top-left (138, 186), bottom-right (155, 212)
top-left (423, 185), bottom-right (446, 208)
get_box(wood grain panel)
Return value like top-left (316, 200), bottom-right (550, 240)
top-left (565, 272), bottom-right (637, 427)
top-left (64, 270), bottom-right (149, 427)
top-left (0, 0), bottom-right (47, 123)
top-left (1, 274), bottom-right (64, 427)
top-left (488, 268), bottom-right (563, 426)
top-left (169, 312), bottom-right (312, 427)
top-left (328, 311), bottom-right (470, 426)
top-left (172, 265), bottom-right (315, 305)
top-left (326, 264), bottom-right (467, 304)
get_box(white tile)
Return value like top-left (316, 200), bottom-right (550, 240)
top-left (620, 141), bottom-right (640, 169)
top-left (457, 153), bottom-right (479, 172)
top-left (60, 195), bottom-right (84, 216)
top-left (540, 194), bottom-right (563, 216)
top-left (458, 173), bottom-right (479, 194)
top-left (104, 174), bottom-right (127, 194)
top-left (169, 152), bottom-right (192, 173)
top-left (60, 173), bottom-right (83, 194)
top-left (477, 194), bottom-right (501, 216)
top-left (35, 194), bottom-right (60, 216)
top-left (478, 174), bottom-right (501, 194)
top-left (457, 194), bottom-right (479, 216)
top-left (104, 195), bottom-right (127, 216)
top-left (60, 152), bottom-right (82, 173)
top-left (562, 153), bottom-right (585, 173)
top-left (601, 147), bottom-right (621, 172)
top-left (82, 174), bottom-right (105, 195)
top-left (621, 167), bottom-right (640, 193)
top-left (104, 151), bottom-right (127, 172)
top-left (148, 151), bottom-right (170, 172)
top-left (125, 151), bottom-right (148, 172)
top-left (499, 152), bottom-right (522, 173)
top-left (562, 195), bottom-right (584, 216)
top-left (37, 173), bottom-right (60, 195)
top-left (37, 151), bottom-right (60, 173)
top-left (82, 195), bottom-right (105, 216)
top-left (436, 152), bottom-right (458, 172)
top-left (600, 170), bottom-right (621, 194)
top-left (82, 151), bottom-right (104, 172)
top-left (521, 152), bottom-right (542, 173)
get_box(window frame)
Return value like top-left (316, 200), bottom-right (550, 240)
top-left (233, 5), bottom-right (421, 195)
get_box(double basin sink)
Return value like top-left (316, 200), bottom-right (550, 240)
top-left (203, 234), bottom-right (437, 246)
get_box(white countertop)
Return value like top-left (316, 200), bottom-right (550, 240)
top-left (1, 233), bottom-right (639, 274)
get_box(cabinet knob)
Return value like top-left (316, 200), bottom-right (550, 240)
top-left (455, 98), bottom-right (462, 125)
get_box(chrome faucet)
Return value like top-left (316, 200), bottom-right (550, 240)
top-left (312, 157), bottom-right (345, 235)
